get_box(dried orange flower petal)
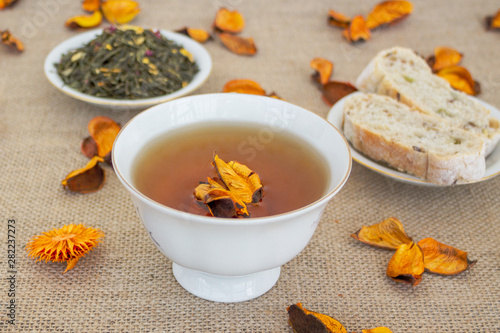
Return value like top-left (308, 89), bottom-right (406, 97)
top-left (62, 156), bottom-right (106, 194)
top-left (436, 65), bottom-right (480, 95)
top-left (328, 9), bottom-right (351, 28)
top-left (88, 116), bottom-right (121, 158)
top-left (362, 328), bottom-right (393, 333)
top-left (1, 30), bottom-right (24, 51)
top-left (0, 0), bottom-right (18, 9)
top-left (287, 303), bottom-right (348, 333)
top-left (65, 10), bottom-right (103, 29)
top-left (311, 57), bottom-right (334, 85)
top-left (222, 79), bottom-right (266, 95)
top-left (366, 0), bottom-right (413, 30)
top-left (417, 237), bottom-right (477, 275)
top-left (26, 224), bottom-right (104, 273)
top-left (175, 27), bottom-right (212, 43)
top-left (101, 0), bottom-right (140, 25)
top-left (195, 178), bottom-right (249, 218)
top-left (81, 136), bottom-right (98, 159)
top-left (218, 32), bottom-right (257, 55)
top-left (342, 15), bottom-right (371, 43)
top-left (426, 46), bottom-right (463, 72)
top-left (214, 7), bottom-right (245, 33)
top-left (485, 9), bottom-right (500, 30)
top-left (351, 217), bottom-right (412, 250)
top-left (82, 0), bottom-right (100, 12)
top-left (321, 81), bottom-right (357, 106)
top-left (386, 241), bottom-right (425, 286)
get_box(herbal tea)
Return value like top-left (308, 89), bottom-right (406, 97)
top-left (132, 123), bottom-right (330, 218)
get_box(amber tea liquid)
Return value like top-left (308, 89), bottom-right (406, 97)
top-left (132, 122), bottom-right (330, 218)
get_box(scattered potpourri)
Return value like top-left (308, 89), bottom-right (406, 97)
top-left (222, 79), bottom-right (282, 99)
top-left (328, 0), bottom-right (413, 43)
top-left (0, 0), bottom-right (18, 9)
top-left (485, 9), bottom-right (500, 30)
top-left (65, 0), bottom-right (140, 29)
top-left (351, 217), bottom-right (477, 286)
top-left (0, 29), bottom-right (24, 51)
top-left (26, 224), bottom-right (104, 273)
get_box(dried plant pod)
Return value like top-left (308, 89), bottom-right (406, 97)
top-left (1, 30), bottom-right (24, 51)
top-left (327, 9), bottom-right (351, 28)
top-left (311, 57), bottom-right (334, 85)
top-left (362, 328), bottom-right (393, 333)
top-left (485, 9), bottom-right (500, 30)
top-left (175, 27), bottom-right (212, 43)
top-left (351, 217), bottom-right (412, 250)
top-left (426, 47), bottom-right (463, 72)
top-left (82, 0), bottom-right (100, 12)
top-left (436, 65), bottom-right (480, 95)
top-left (321, 81), bottom-right (357, 106)
top-left (218, 32), bottom-right (257, 55)
top-left (62, 156), bottom-right (105, 194)
top-left (222, 79), bottom-right (266, 95)
top-left (101, 0), bottom-right (140, 25)
top-left (0, 0), bottom-right (18, 9)
top-left (386, 241), bottom-right (425, 286)
top-left (214, 7), bottom-right (245, 33)
top-left (417, 237), bottom-right (477, 275)
top-left (81, 136), bottom-right (98, 159)
top-left (88, 116), bottom-right (121, 158)
top-left (365, 0), bottom-right (413, 30)
top-left (342, 15), bottom-right (371, 43)
top-left (287, 303), bottom-right (347, 333)
top-left (65, 10), bottom-right (103, 29)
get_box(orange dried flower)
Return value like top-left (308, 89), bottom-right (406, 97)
top-left (65, 10), bottom-right (103, 29)
top-left (362, 328), bottom-right (393, 333)
top-left (327, 9), bottom-right (351, 28)
top-left (0, 0), bottom-right (17, 9)
top-left (365, 0), bottom-right (413, 30)
top-left (26, 224), bottom-right (104, 273)
top-left (342, 15), bottom-right (371, 43)
top-left (82, 0), bottom-right (101, 12)
top-left (485, 9), bottom-right (500, 30)
top-left (310, 57), bottom-right (334, 85)
top-left (417, 237), bottom-right (477, 275)
top-left (436, 65), bottom-right (480, 95)
top-left (218, 32), bottom-right (257, 55)
top-left (214, 7), bottom-right (245, 33)
top-left (222, 79), bottom-right (266, 95)
top-left (426, 46), bottom-right (463, 72)
top-left (87, 116), bottom-right (121, 158)
top-left (351, 217), bottom-right (412, 250)
top-left (287, 303), bottom-right (347, 333)
top-left (101, 0), bottom-right (140, 25)
top-left (175, 27), bottom-right (212, 43)
top-left (1, 30), bottom-right (24, 51)
top-left (321, 81), bottom-right (357, 106)
top-left (62, 156), bottom-right (106, 194)
top-left (386, 241), bottom-right (425, 286)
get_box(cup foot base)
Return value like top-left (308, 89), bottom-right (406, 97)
top-left (172, 263), bottom-right (281, 303)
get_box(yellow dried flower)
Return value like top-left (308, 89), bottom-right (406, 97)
top-left (26, 224), bottom-right (104, 273)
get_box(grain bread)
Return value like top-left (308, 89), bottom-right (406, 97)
top-left (356, 46), bottom-right (500, 155)
top-left (343, 93), bottom-right (486, 185)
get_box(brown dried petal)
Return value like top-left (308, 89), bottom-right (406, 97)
top-left (426, 46), bottom-right (463, 72)
top-left (194, 178), bottom-right (249, 218)
top-left (365, 0), bottom-right (413, 30)
top-left (222, 79), bottom-right (266, 95)
top-left (81, 136), bottom-right (98, 159)
top-left (321, 81), bottom-right (357, 106)
top-left (485, 9), bottom-right (500, 30)
top-left (65, 10), bottom-right (103, 29)
top-left (351, 217), bottom-right (413, 250)
top-left (417, 237), bottom-right (477, 275)
top-left (436, 65), bottom-right (479, 95)
top-left (88, 116), bottom-right (121, 157)
top-left (342, 15), bottom-right (371, 43)
top-left (214, 7), bottom-right (245, 33)
top-left (386, 241), bottom-right (425, 286)
top-left (327, 9), bottom-right (351, 28)
top-left (1, 30), bottom-right (24, 51)
top-left (287, 303), bottom-right (347, 333)
top-left (218, 32), bottom-right (257, 56)
top-left (175, 27), bottom-right (212, 43)
top-left (311, 57), bottom-right (334, 85)
top-left (62, 156), bottom-right (105, 194)
top-left (362, 328), bottom-right (393, 333)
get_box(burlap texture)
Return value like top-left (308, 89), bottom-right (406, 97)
top-left (1, 0), bottom-right (499, 332)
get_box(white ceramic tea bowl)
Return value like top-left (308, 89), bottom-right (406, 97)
top-left (112, 93), bottom-right (351, 302)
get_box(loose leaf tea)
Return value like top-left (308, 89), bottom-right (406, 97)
top-left (218, 32), bottom-right (257, 55)
top-left (62, 156), bottom-right (106, 194)
top-left (426, 46), bottom-right (463, 72)
top-left (386, 241), bottom-right (425, 286)
top-left (101, 0), bottom-right (140, 25)
top-left (365, 0), bottom-right (413, 30)
top-left (55, 26), bottom-right (199, 99)
top-left (485, 9), bottom-right (500, 30)
top-left (26, 224), bottom-right (104, 273)
top-left (327, 9), bottom-right (351, 28)
top-left (175, 27), bottom-right (212, 43)
top-left (287, 303), bottom-right (347, 333)
top-left (436, 65), bottom-right (480, 96)
top-left (1, 30), bottom-right (24, 51)
top-left (351, 217), bottom-right (412, 250)
top-left (342, 15), bottom-right (371, 43)
top-left (65, 10), bottom-right (103, 29)
top-left (214, 7), bottom-right (245, 33)
top-left (310, 57), bottom-right (334, 85)
top-left (417, 237), bottom-right (477, 275)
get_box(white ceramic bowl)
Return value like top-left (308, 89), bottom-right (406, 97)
top-left (44, 28), bottom-right (212, 111)
top-left (112, 93), bottom-right (352, 302)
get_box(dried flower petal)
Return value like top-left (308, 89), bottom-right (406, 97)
top-left (222, 79), bottom-right (266, 95)
top-left (81, 136), bottom-right (98, 159)
top-left (101, 0), bottom-right (140, 25)
top-left (195, 178), bottom-right (249, 218)
top-left (0, 0), bottom-right (18, 9)
top-left (218, 32), bottom-right (257, 55)
top-left (436, 65), bottom-right (480, 95)
top-left (82, 0), bottom-right (100, 12)
top-left (1, 30), bottom-right (24, 51)
top-left (366, 0), bottom-right (413, 30)
top-left (175, 27), bottom-right (212, 43)
top-left (311, 57), bottom-right (334, 85)
top-left (321, 81), bottom-right (357, 106)
top-left (88, 116), bottom-right (121, 158)
top-left (214, 7), bottom-right (245, 33)
top-left (351, 217), bottom-right (412, 250)
top-left (65, 10), bottom-right (103, 29)
top-left (26, 224), bottom-right (104, 273)
top-left (287, 303), bottom-right (347, 333)
top-left (362, 328), bottom-right (393, 333)
top-left (417, 237), bottom-right (477, 275)
top-left (426, 47), bottom-right (463, 72)
top-left (328, 9), bottom-right (351, 28)
top-left (62, 156), bottom-right (106, 194)
top-left (342, 15), bottom-right (371, 43)
top-left (386, 241), bottom-right (425, 286)
top-left (485, 9), bottom-right (500, 30)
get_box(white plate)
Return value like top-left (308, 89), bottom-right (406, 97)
top-left (327, 92), bottom-right (500, 187)
top-left (44, 28), bottom-right (212, 110)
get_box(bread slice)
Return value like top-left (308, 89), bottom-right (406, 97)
top-left (343, 93), bottom-right (486, 185)
top-left (356, 46), bottom-right (500, 155)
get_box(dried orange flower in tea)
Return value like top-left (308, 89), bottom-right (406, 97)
top-left (417, 237), bottom-right (477, 275)
top-left (321, 81), bottom-right (357, 106)
top-left (195, 178), bottom-right (249, 218)
top-left (351, 217), bottom-right (412, 250)
top-left (62, 156), bottom-right (106, 194)
top-left (214, 7), bottom-right (245, 33)
top-left (0, 0), bottom-right (18, 9)
top-left (426, 46), bottom-right (463, 72)
top-left (222, 79), bottom-right (266, 95)
top-left (82, 0), bottom-right (101, 12)
top-left (65, 10), bottom-right (103, 29)
top-left (310, 57), bottom-right (334, 85)
top-left (175, 27), bottom-right (212, 43)
top-left (101, 0), bottom-right (140, 25)
top-left (218, 32), bottom-right (257, 55)
top-left (436, 65), bottom-right (480, 95)
top-left (1, 30), bottom-right (24, 51)
top-left (386, 241), bottom-right (425, 286)
top-left (26, 224), bottom-right (104, 273)
top-left (342, 15), bottom-right (371, 43)
top-left (365, 0), bottom-right (413, 30)
top-left (362, 328), bottom-right (393, 333)
top-left (287, 303), bottom-right (347, 333)
top-left (327, 9), bottom-right (351, 28)
top-left (485, 9), bottom-right (500, 30)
